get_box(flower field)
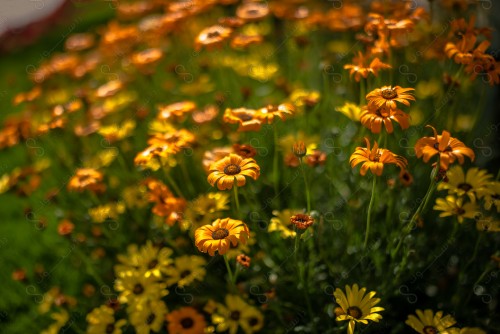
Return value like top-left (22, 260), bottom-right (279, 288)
top-left (0, 1), bottom-right (499, 333)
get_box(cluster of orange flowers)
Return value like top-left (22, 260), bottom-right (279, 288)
top-left (1, 0), bottom-right (499, 333)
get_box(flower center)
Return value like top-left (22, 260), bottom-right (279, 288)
top-left (206, 31), bottom-right (220, 39)
top-left (230, 311), bottom-right (241, 320)
top-left (373, 153), bottom-right (381, 162)
top-left (105, 324), bottom-right (115, 334)
top-left (180, 269), bottom-right (191, 278)
top-left (212, 228), bottom-right (229, 240)
top-left (458, 183), bottom-right (472, 191)
top-left (248, 317), bottom-right (259, 326)
top-left (432, 143), bottom-right (452, 152)
top-left (454, 207), bottom-right (466, 215)
top-left (148, 259), bottom-right (158, 269)
top-left (146, 313), bottom-right (156, 325)
top-left (133, 283), bottom-right (144, 295)
top-left (381, 88), bottom-right (397, 99)
top-left (423, 326), bottom-right (438, 334)
top-left (181, 317), bottom-right (194, 328)
top-left (224, 163), bottom-right (241, 175)
top-left (347, 306), bottom-right (363, 319)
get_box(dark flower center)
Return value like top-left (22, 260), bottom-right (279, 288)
top-left (181, 317), bottom-right (194, 328)
top-left (237, 113), bottom-right (253, 121)
top-left (458, 183), bottom-right (472, 191)
top-left (105, 324), bottom-right (115, 334)
top-left (454, 207), bottom-right (466, 215)
top-left (224, 163), bottom-right (241, 175)
top-left (381, 88), bottom-right (397, 99)
top-left (180, 270), bottom-right (191, 278)
top-left (133, 283), bottom-right (144, 295)
top-left (230, 311), bottom-right (241, 320)
top-left (146, 313), bottom-right (155, 325)
top-left (373, 153), bottom-right (381, 162)
top-left (206, 31), bottom-right (221, 39)
top-left (423, 326), bottom-right (438, 334)
top-left (212, 228), bottom-right (229, 240)
top-left (148, 259), bottom-right (158, 269)
top-left (248, 317), bottom-right (259, 326)
top-left (347, 306), bottom-right (363, 319)
top-left (432, 142), bottom-right (452, 152)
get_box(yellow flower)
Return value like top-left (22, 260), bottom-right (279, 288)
top-left (98, 119), bottom-right (136, 143)
top-left (41, 310), bottom-right (69, 334)
top-left (88, 202), bottom-right (125, 223)
top-left (181, 192), bottom-right (231, 230)
top-left (86, 305), bottom-right (127, 334)
top-left (333, 284), bottom-right (384, 334)
top-left (114, 241), bottom-right (173, 278)
top-left (433, 196), bottom-right (479, 223)
top-left (438, 166), bottom-right (493, 202)
top-left (268, 209), bottom-right (301, 238)
top-left (212, 295), bottom-right (264, 334)
top-left (165, 255), bottom-right (207, 287)
top-left (129, 299), bottom-right (168, 334)
top-left (405, 309), bottom-right (459, 334)
top-left (114, 271), bottom-right (168, 307)
top-left (484, 181), bottom-right (500, 212)
top-left (335, 102), bottom-right (362, 121)
top-left (195, 218), bottom-right (250, 256)
top-left (475, 216), bottom-right (500, 232)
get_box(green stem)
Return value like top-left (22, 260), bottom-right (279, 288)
top-left (73, 245), bottom-right (106, 287)
top-left (273, 123), bottom-right (280, 196)
top-left (359, 77), bottom-right (366, 105)
top-left (365, 175), bottom-right (377, 249)
top-left (463, 232), bottom-right (483, 273)
top-left (392, 165), bottom-right (438, 259)
top-left (223, 255), bottom-right (236, 289)
top-left (233, 185), bottom-right (240, 217)
top-left (164, 168), bottom-right (185, 198)
top-left (299, 158), bottom-right (312, 213)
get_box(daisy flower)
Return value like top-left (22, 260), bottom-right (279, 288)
top-left (208, 154), bottom-right (260, 190)
top-left (366, 85), bottom-right (415, 110)
top-left (405, 309), bottom-right (459, 334)
top-left (333, 284), bottom-right (384, 334)
top-left (195, 218), bottom-right (250, 256)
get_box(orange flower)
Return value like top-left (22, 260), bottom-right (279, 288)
top-left (147, 129), bottom-right (196, 150)
top-left (195, 25), bottom-right (233, 51)
top-left (445, 35), bottom-right (487, 65)
top-left (67, 168), bottom-right (106, 192)
top-left (236, 254), bottom-right (251, 268)
top-left (223, 108), bottom-right (262, 132)
top-left (232, 144), bottom-right (257, 158)
top-left (157, 101), bottom-right (197, 121)
top-left (360, 105), bottom-right (410, 134)
top-left (145, 179), bottom-right (186, 226)
top-left (236, 2), bottom-right (269, 21)
top-left (344, 52), bottom-right (391, 82)
top-left (166, 307), bottom-right (207, 334)
top-left (350, 138), bottom-right (407, 176)
top-left (306, 150), bottom-right (327, 167)
top-left (64, 33), bottom-right (95, 52)
top-left (414, 125), bottom-right (475, 170)
top-left (255, 103), bottom-right (295, 124)
top-left (366, 86), bottom-right (415, 110)
top-left (290, 214), bottom-right (314, 230)
top-left (230, 34), bottom-right (263, 49)
top-left (130, 48), bottom-right (163, 74)
top-left (208, 154), bottom-right (260, 190)
top-left (134, 144), bottom-right (180, 167)
top-left (194, 218), bottom-right (250, 256)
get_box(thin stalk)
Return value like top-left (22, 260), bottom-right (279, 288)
top-left (233, 185), bottom-right (240, 216)
top-left (365, 175), bottom-right (377, 249)
top-left (163, 167), bottom-right (185, 198)
top-left (223, 255), bottom-right (235, 289)
top-left (299, 158), bottom-right (312, 213)
top-left (273, 123), bottom-right (280, 196)
top-left (463, 232), bottom-right (483, 273)
top-left (392, 164), bottom-right (439, 259)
